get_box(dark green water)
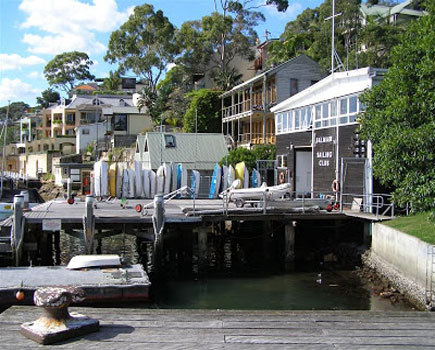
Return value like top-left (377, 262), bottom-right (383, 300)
top-left (57, 231), bottom-right (414, 311)
top-left (151, 271), bottom-right (412, 311)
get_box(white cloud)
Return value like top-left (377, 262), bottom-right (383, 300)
top-left (19, 0), bottom-right (131, 55)
top-left (0, 53), bottom-right (46, 71)
top-left (28, 71), bottom-right (41, 79)
top-left (0, 78), bottom-right (40, 102)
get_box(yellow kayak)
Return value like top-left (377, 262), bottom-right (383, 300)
top-left (234, 162), bottom-right (245, 189)
top-left (108, 162), bottom-right (117, 197)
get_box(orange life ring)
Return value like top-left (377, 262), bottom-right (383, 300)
top-left (279, 172), bottom-right (286, 184)
top-left (331, 179), bottom-right (340, 193)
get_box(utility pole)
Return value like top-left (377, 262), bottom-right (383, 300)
top-left (1, 101), bottom-right (10, 199)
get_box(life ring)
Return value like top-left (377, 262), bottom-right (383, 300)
top-left (331, 179), bottom-right (340, 193)
top-left (279, 172), bottom-right (286, 184)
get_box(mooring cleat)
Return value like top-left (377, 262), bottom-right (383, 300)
top-left (20, 286), bottom-right (99, 344)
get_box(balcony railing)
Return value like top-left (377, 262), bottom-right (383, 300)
top-left (238, 133), bottom-right (275, 145)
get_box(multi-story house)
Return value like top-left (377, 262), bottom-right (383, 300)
top-left (360, 0), bottom-right (426, 26)
top-left (221, 54), bottom-right (325, 148)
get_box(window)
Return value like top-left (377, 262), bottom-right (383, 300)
top-left (66, 113), bottom-right (75, 125)
top-left (63, 168), bottom-right (68, 175)
top-left (82, 129), bottom-right (90, 135)
top-left (330, 100), bottom-right (337, 116)
top-left (349, 96), bottom-right (358, 113)
top-left (322, 103), bottom-right (328, 119)
top-left (92, 98), bottom-right (101, 106)
top-left (290, 78), bottom-right (299, 97)
top-left (119, 99), bottom-right (127, 107)
top-left (112, 114), bottom-right (127, 131)
top-left (340, 98), bottom-right (348, 115)
top-left (164, 134), bottom-right (176, 148)
top-left (283, 111), bottom-right (288, 131)
top-left (43, 144), bottom-right (49, 151)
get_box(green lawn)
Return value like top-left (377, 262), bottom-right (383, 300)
top-left (384, 212), bottom-right (435, 244)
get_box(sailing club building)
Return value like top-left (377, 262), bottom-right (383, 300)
top-left (271, 67), bottom-right (386, 202)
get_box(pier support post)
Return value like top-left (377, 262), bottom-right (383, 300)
top-left (363, 222), bottom-right (371, 246)
top-left (152, 194), bottom-right (165, 237)
top-left (20, 190), bottom-right (29, 210)
top-left (284, 223), bottom-right (296, 271)
top-left (84, 195), bottom-right (95, 254)
top-left (54, 231), bottom-right (61, 265)
top-left (12, 195), bottom-right (24, 266)
top-left (66, 178), bottom-right (72, 199)
top-left (198, 226), bottom-right (208, 275)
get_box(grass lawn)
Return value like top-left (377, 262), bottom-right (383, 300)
top-left (384, 212), bottom-right (435, 244)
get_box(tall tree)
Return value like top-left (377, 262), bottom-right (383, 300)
top-left (360, 2), bottom-right (435, 213)
top-left (43, 51), bottom-right (95, 94)
top-left (105, 4), bottom-right (178, 95)
top-left (177, 1), bottom-right (288, 89)
top-left (183, 89), bottom-right (222, 133)
top-left (36, 88), bottom-right (60, 108)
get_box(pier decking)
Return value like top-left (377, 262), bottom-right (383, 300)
top-left (1, 306), bottom-right (435, 349)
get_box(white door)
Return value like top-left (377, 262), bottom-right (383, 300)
top-left (295, 151), bottom-right (312, 194)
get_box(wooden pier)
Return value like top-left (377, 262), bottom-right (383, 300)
top-left (1, 306), bottom-right (435, 349)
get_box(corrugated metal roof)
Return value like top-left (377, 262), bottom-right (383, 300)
top-left (137, 132), bottom-right (228, 170)
top-left (67, 95), bottom-right (133, 108)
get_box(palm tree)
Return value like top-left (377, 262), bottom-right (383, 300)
top-left (103, 71), bottom-right (121, 91)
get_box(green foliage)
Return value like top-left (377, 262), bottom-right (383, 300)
top-left (43, 51), bottom-right (95, 94)
top-left (177, 0), bottom-right (267, 89)
top-left (220, 145), bottom-right (276, 171)
top-left (103, 71), bottom-right (122, 91)
top-left (360, 4), bottom-right (435, 213)
top-left (183, 89), bottom-right (222, 133)
top-left (0, 102), bottom-right (30, 122)
top-left (36, 88), bottom-right (60, 108)
top-left (267, 0), bottom-right (413, 71)
top-left (105, 4), bottom-right (178, 94)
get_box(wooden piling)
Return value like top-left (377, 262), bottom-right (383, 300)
top-left (12, 195), bottom-right (24, 266)
top-left (84, 195), bottom-right (95, 254)
top-left (284, 223), bottom-right (296, 271)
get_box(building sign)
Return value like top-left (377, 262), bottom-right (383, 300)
top-left (315, 136), bottom-right (334, 167)
top-left (42, 219), bottom-right (61, 231)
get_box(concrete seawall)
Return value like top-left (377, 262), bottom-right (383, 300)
top-left (364, 223), bottom-right (432, 309)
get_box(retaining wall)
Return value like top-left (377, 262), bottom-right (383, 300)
top-left (366, 222), bottom-right (432, 308)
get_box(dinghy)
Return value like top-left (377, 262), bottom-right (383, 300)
top-left (243, 167), bottom-right (249, 189)
top-left (222, 165), bottom-right (228, 190)
top-left (94, 160), bottom-right (109, 197)
top-left (149, 170), bottom-right (157, 197)
top-left (134, 161), bottom-right (143, 198)
top-left (191, 170), bottom-right (200, 198)
top-left (234, 162), bottom-right (245, 189)
top-left (163, 163), bottom-right (172, 194)
top-left (209, 164), bottom-right (222, 198)
top-left (116, 163), bottom-right (124, 198)
top-left (143, 169), bottom-right (151, 198)
top-left (171, 162), bottom-right (178, 192)
top-left (156, 165), bottom-right (165, 194)
top-left (121, 169), bottom-right (129, 198)
top-left (227, 165), bottom-right (235, 189)
top-left (251, 168), bottom-right (261, 188)
top-left (108, 162), bottom-right (117, 197)
top-left (127, 168), bottom-right (136, 198)
top-left (223, 183), bottom-right (292, 207)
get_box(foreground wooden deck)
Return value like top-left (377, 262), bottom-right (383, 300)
top-left (1, 306), bottom-right (435, 349)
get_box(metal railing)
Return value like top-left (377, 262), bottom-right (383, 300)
top-left (238, 133), bottom-right (275, 145)
top-left (339, 192), bottom-right (395, 219)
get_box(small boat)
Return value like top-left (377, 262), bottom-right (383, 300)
top-left (156, 165), bottom-right (165, 194)
top-left (116, 163), bottom-right (124, 198)
top-left (223, 183), bottom-right (292, 207)
top-left (94, 160), bottom-right (109, 197)
top-left (209, 164), bottom-right (222, 199)
top-left (221, 165), bottom-right (228, 190)
top-left (149, 170), bottom-right (157, 197)
top-left (143, 169), bottom-right (151, 198)
top-left (251, 168), bottom-right (261, 188)
top-left (67, 254), bottom-right (121, 270)
top-left (127, 168), bottom-right (135, 198)
top-left (108, 162), bottom-right (117, 197)
top-left (227, 165), bottom-right (235, 189)
top-left (134, 161), bottom-right (143, 198)
top-left (191, 170), bottom-right (200, 198)
top-left (163, 163), bottom-right (172, 194)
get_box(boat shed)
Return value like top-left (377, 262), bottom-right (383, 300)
top-left (135, 132), bottom-right (228, 172)
top-left (270, 67), bottom-right (386, 203)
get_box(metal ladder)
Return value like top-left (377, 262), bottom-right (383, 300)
top-left (426, 245), bottom-right (435, 308)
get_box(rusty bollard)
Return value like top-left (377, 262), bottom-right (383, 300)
top-left (20, 286), bottom-right (99, 344)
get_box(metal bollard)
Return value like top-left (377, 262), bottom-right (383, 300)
top-left (20, 286), bottom-right (99, 344)
top-left (19, 190), bottom-right (29, 210)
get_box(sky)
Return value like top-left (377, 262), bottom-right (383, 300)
top-left (0, 0), bottom-right (324, 107)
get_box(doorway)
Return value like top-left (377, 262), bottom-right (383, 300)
top-left (295, 150), bottom-right (312, 195)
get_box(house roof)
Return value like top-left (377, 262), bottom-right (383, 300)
top-left (360, 0), bottom-right (425, 18)
top-left (137, 132), bottom-right (228, 170)
top-left (221, 54), bottom-right (319, 97)
top-left (67, 94), bottom-right (133, 109)
top-left (271, 67), bottom-right (387, 113)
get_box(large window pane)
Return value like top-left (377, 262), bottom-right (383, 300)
top-left (315, 105), bottom-right (321, 120)
top-left (340, 98), bottom-right (347, 115)
top-left (295, 110), bottom-right (300, 129)
top-left (349, 96), bottom-right (357, 113)
top-left (288, 111), bottom-right (293, 130)
top-left (283, 112), bottom-right (288, 131)
top-left (277, 113), bottom-right (282, 133)
top-left (330, 100), bottom-right (337, 116)
top-left (322, 103), bottom-right (328, 119)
